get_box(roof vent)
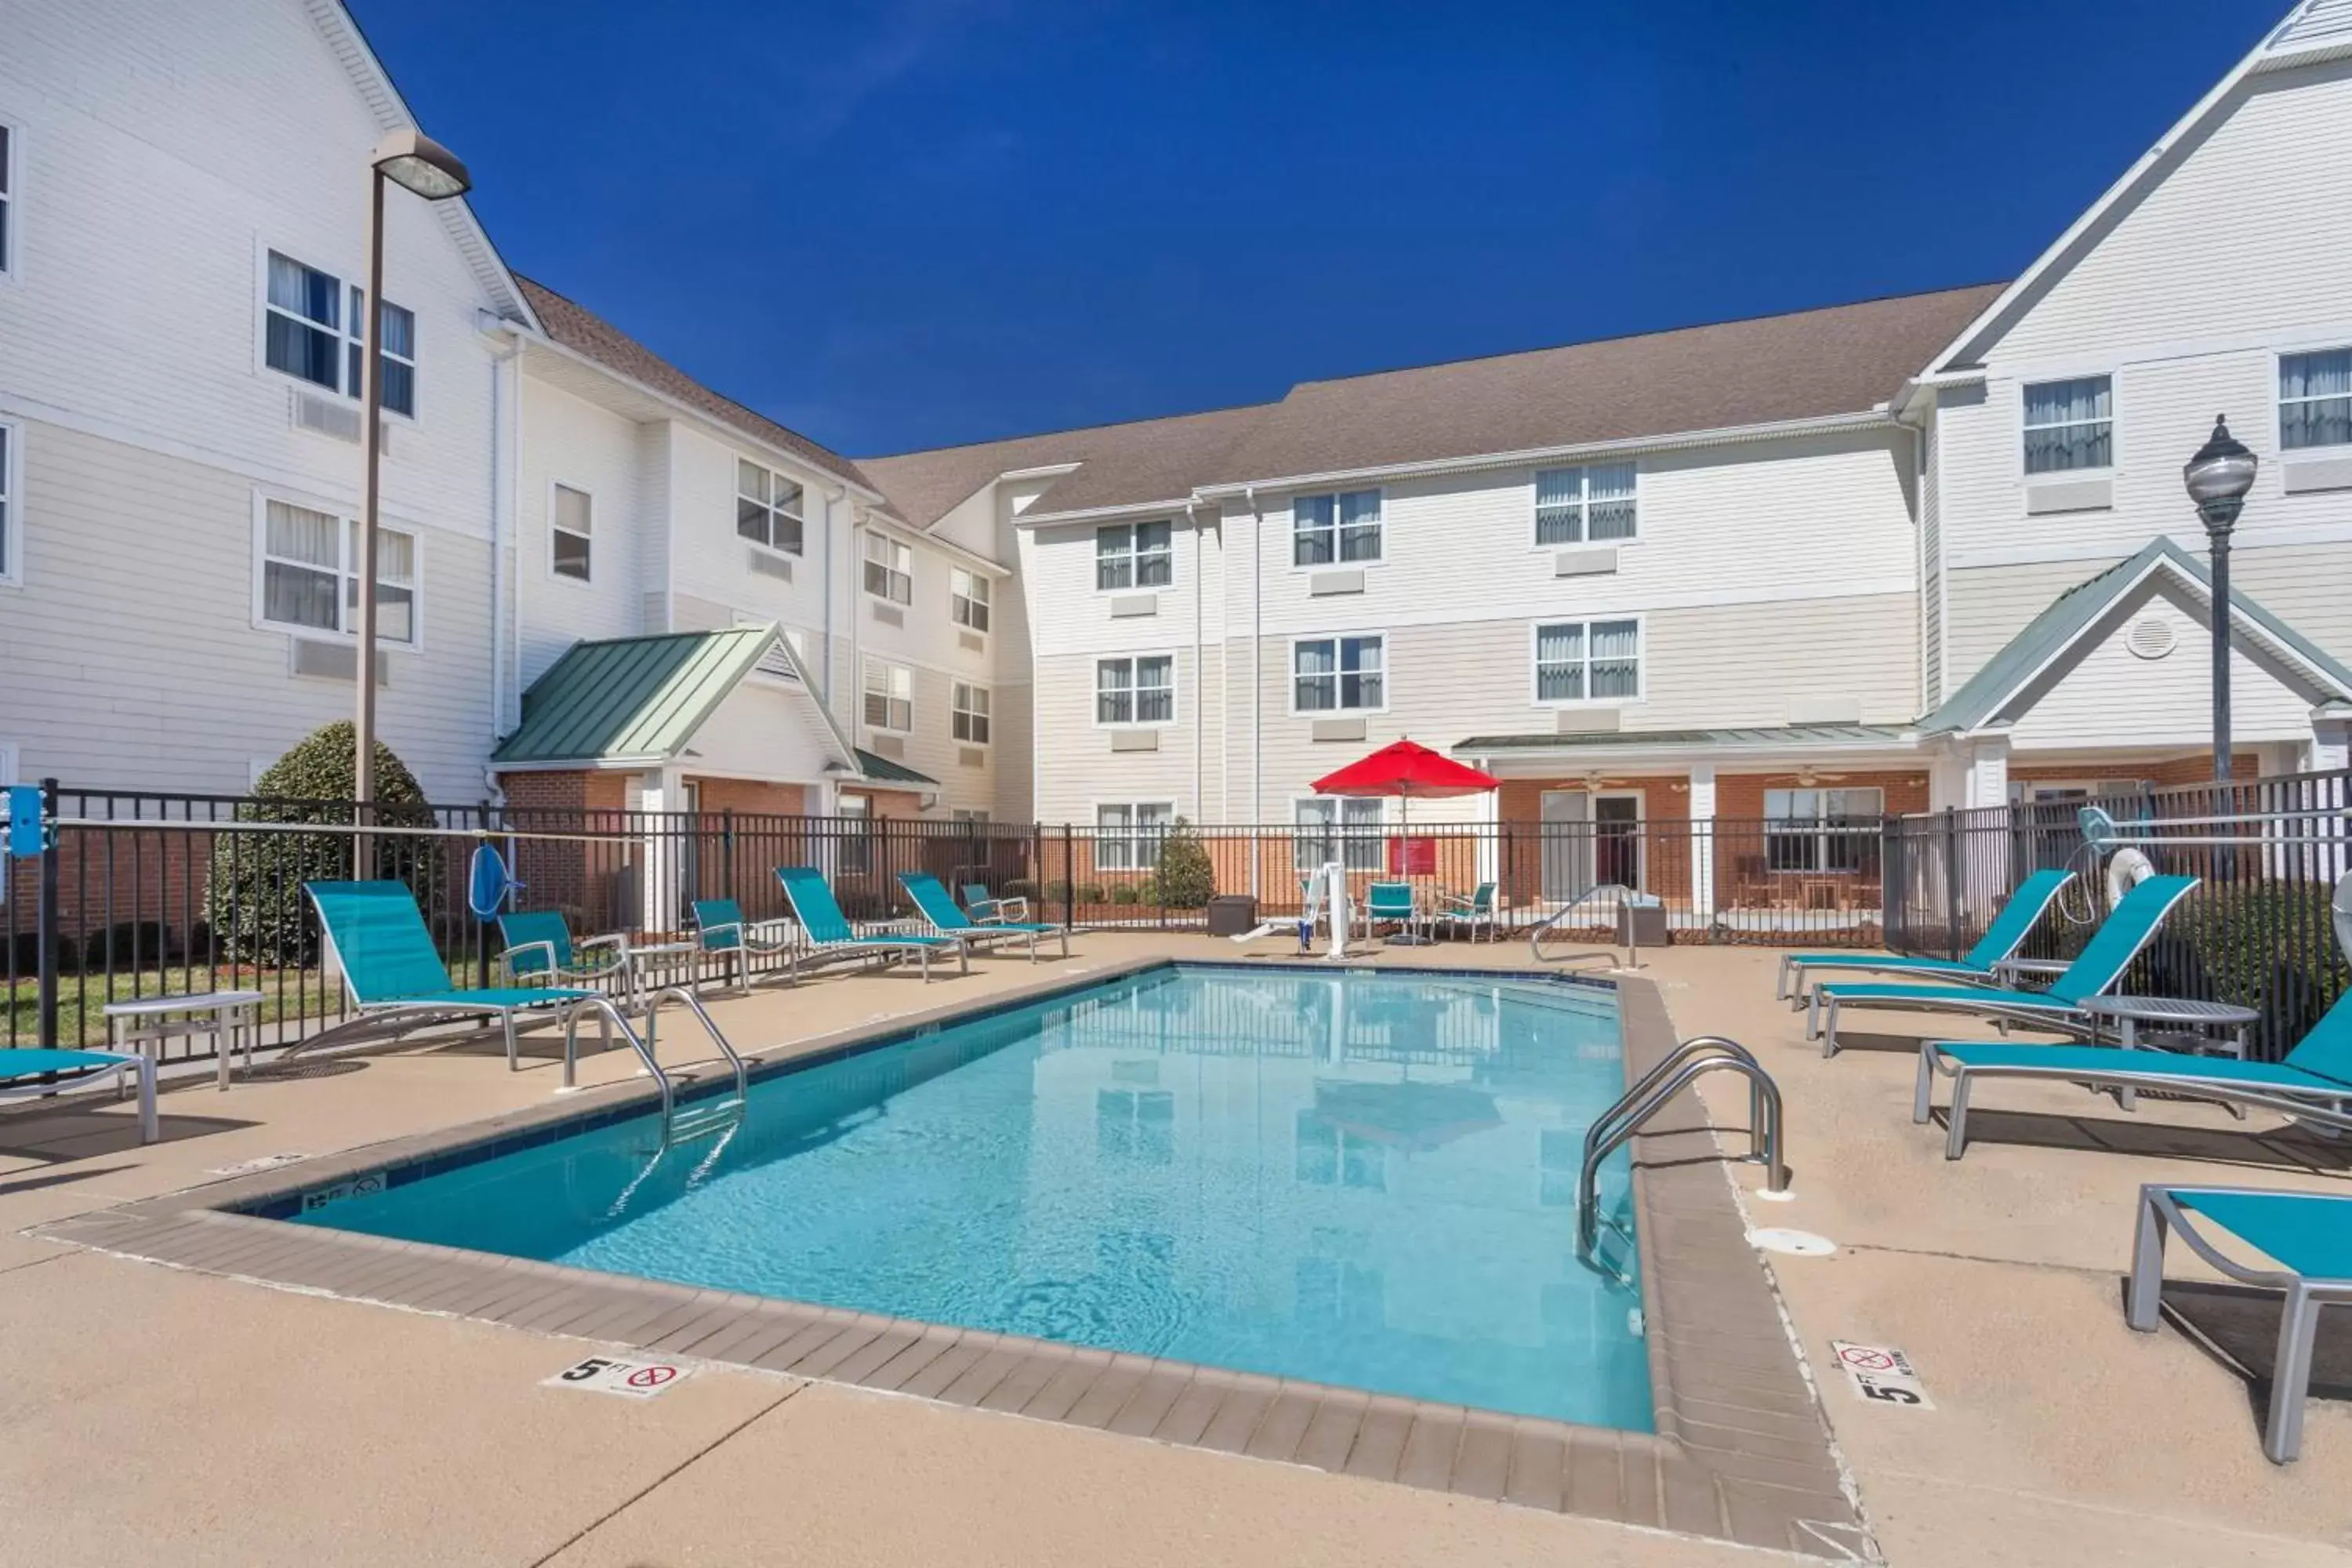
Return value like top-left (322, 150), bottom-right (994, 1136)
top-left (2125, 617), bottom-right (2177, 661)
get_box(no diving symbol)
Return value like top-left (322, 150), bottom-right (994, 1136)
top-left (626, 1365), bottom-right (677, 1391)
top-left (543, 1356), bottom-right (690, 1399)
top-left (1838, 1346), bottom-right (1896, 1372)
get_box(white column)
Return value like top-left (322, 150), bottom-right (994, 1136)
top-left (637, 764), bottom-right (685, 934)
top-left (1963, 736), bottom-right (2010, 809)
top-left (1474, 772), bottom-right (1501, 888)
top-left (1686, 763), bottom-right (1718, 920)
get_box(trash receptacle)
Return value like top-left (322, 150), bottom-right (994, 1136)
top-left (1617, 895), bottom-right (1668, 949)
top-left (1206, 895), bottom-right (1260, 938)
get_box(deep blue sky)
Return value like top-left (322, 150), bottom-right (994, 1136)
top-left (352, 0), bottom-right (2286, 457)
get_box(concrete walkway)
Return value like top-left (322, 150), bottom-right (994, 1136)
top-left (2, 935), bottom-right (2347, 1565)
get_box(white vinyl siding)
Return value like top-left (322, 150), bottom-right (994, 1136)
top-left (863, 532), bottom-right (913, 604)
top-left (1096, 801), bottom-right (1173, 869)
top-left (1295, 797), bottom-right (1383, 872)
top-left (0, 421), bottom-right (15, 585)
top-left (1533, 463), bottom-right (1636, 544)
top-left (2280, 349), bottom-right (2352, 451)
top-left (256, 498), bottom-right (417, 644)
top-left (1764, 788), bottom-right (1883, 873)
top-left (2021, 376), bottom-right (2112, 474)
top-left (550, 483), bottom-right (592, 581)
top-left (263, 250), bottom-right (414, 416)
top-left (735, 459), bottom-right (804, 554)
top-left (1097, 655), bottom-right (1174, 726)
top-left (862, 657), bottom-right (913, 732)
top-left (950, 567), bottom-right (990, 632)
top-left (0, 122), bottom-right (14, 277)
top-left (1534, 619), bottom-right (1640, 702)
top-left (1292, 490), bottom-right (1381, 566)
top-left (1096, 521), bottom-right (1173, 590)
top-left (952, 681), bottom-right (991, 744)
top-left (1293, 634), bottom-right (1385, 713)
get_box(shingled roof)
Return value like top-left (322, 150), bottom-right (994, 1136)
top-left (518, 277), bottom-right (879, 497)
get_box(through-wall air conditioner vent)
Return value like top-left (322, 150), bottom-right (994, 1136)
top-left (291, 390), bottom-right (363, 444)
top-left (2125, 617), bottom-right (2177, 661)
top-left (747, 550), bottom-right (793, 582)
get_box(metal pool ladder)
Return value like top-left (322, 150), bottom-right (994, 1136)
top-left (1527, 883), bottom-right (1639, 967)
top-left (1576, 1036), bottom-right (1787, 1263)
top-left (561, 986), bottom-right (750, 1137)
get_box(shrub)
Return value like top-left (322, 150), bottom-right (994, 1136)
top-left (1109, 884), bottom-right (1139, 906)
top-left (1155, 818), bottom-right (1216, 908)
top-left (207, 722), bottom-right (440, 965)
top-left (2148, 881), bottom-right (2347, 1047)
top-left (1004, 878), bottom-right (1039, 901)
top-left (1134, 876), bottom-right (1160, 906)
top-left (1077, 884), bottom-right (1106, 904)
top-left (1044, 881), bottom-right (1071, 905)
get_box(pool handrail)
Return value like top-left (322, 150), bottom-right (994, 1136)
top-left (1576, 1036), bottom-right (1786, 1261)
top-left (1529, 883), bottom-right (1639, 967)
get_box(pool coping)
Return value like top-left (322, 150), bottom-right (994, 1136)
top-left (33, 958), bottom-right (1865, 1558)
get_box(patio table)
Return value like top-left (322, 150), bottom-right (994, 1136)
top-left (623, 940), bottom-right (702, 1011)
top-left (104, 989), bottom-right (267, 1091)
top-left (2080, 994), bottom-right (2261, 1114)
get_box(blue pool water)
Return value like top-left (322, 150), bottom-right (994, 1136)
top-left (295, 964), bottom-right (1650, 1428)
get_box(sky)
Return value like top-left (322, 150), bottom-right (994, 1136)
top-left (350, 0), bottom-right (2291, 459)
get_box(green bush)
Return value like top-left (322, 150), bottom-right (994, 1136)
top-left (1155, 818), bottom-right (1216, 908)
top-left (1109, 884), bottom-right (1139, 906)
top-left (1134, 876), bottom-right (1160, 906)
top-left (1077, 884), bottom-right (1106, 904)
top-left (1004, 878), bottom-right (1039, 901)
top-left (207, 723), bottom-right (440, 965)
top-left (2151, 882), bottom-right (2348, 1044)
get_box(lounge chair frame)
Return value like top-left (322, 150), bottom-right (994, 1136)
top-left (0, 1049), bottom-right (157, 1143)
top-left (1776, 867), bottom-right (2073, 1003)
top-left (775, 866), bottom-right (968, 982)
top-left (900, 873), bottom-right (1067, 962)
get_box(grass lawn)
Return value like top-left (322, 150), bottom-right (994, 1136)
top-left (3, 966), bottom-right (336, 1048)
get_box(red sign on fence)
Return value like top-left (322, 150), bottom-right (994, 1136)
top-left (1387, 836), bottom-right (1436, 876)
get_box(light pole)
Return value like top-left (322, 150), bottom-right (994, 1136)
top-left (2182, 415), bottom-right (2258, 784)
top-left (354, 129), bottom-right (470, 871)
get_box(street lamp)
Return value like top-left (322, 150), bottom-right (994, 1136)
top-left (2182, 414), bottom-right (2258, 784)
top-left (354, 130), bottom-right (470, 869)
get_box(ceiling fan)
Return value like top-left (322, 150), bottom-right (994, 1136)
top-left (1573, 770), bottom-right (1637, 791)
top-left (1790, 767), bottom-right (1849, 787)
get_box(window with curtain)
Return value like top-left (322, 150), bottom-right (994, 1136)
top-left (263, 252), bottom-right (415, 416)
top-left (1534, 463), bottom-right (1637, 544)
top-left (260, 499), bottom-right (419, 643)
top-left (1096, 655), bottom-right (1174, 724)
top-left (1096, 802), bottom-right (1174, 870)
top-left (736, 460), bottom-right (804, 554)
top-left (1096, 521), bottom-right (1174, 590)
top-left (950, 568), bottom-right (990, 631)
top-left (1293, 490), bottom-right (1381, 566)
top-left (551, 484), bottom-right (592, 581)
top-left (1294, 797), bottom-right (1384, 871)
top-left (1534, 619), bottom-right (1639, 701)
top-left (2022, 376), bottom-right (2112, 474)
top-left (1763, 787), bottom-right (1884, 873)
top-left (1293, 635), bottom-right (1384, 711)
top-left (952, 681), bottom-right (991, 744)
top-left (862, 532), bottom-right (913, 604)
top-left (2281, 350), bottom-right (2352, 451)
top-left (862, 658), bottom-right (913, 731)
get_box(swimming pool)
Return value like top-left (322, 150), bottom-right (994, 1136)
top-left (292, 964), bottom-right (1651, 1428)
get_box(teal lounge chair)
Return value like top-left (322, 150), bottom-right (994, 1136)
top-left (0, 1047), bottom-right (156, 1143)
top-left (1431, 882), bottom-right (1499, 942)
top-left (303, 880), bottom-right (601, 1070)
top-left (962, 883), bottom-right (1030, 925)
top-left (497, 909), bottom-right (630, 988)
top-left (692, 898), bottom-right (799, 993)
top-left (1811, 873), bottom-right (2199, 1056)
top-left (775, 866), bottom-right (967, 981)
top-left (900, 873), bottom-right (1067, 961)
top-left (2129, 1185), bottom-right (2352, 1463)
top-left (1364, 880), bottom-right (1422, 942)
top-left (1919, 979), bottom-right (2352, 1159)
top-left (1777, 867), bottom-right (2073, 1003)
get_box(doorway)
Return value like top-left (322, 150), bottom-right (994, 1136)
top-left (1594, 793), bottom-right (1644, 891)
top-left (1539, 790), bottom-right (1592, 902)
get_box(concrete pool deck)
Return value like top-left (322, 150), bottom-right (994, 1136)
top-left (3, 935), bottom-right (2349, 1566)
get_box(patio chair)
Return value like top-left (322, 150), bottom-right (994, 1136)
top-left (1776, 867), bottom-right (2073, 1003)
top-left (1810, 873), bottom-right (2199, 1057)
top-left (302, 880), bottom-right (601, 1070)
top-left (775, 866), bottom-right (968, 981)
top-left (1429, 881), bottom-right (1499, 942)
top-left (962, 882), bottom-right (1030, 925)
top-left (1918, 973), bottom-right (2352, 1159)
top-left (691, 898), bottom-right (799, 993)
top-left (1364, 880), bottom-right (1422, 942)
top-left (0, 1047), bottom-right (156, 1144)
top-left (2128, 1185), bottom-right (2352, 1463)
top-left (496, 909), bottom-right (630, 989)
top-left (902, 873), bottom-right (1068, 962)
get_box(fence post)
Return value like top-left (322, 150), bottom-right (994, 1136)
top-left (1062, 824), bottom-right (1075, 931)
top-left (1940, 805), bottom-right (1962, 963)
top-left (475, 800), bottom-right (495, 990)
top-left (36, 778), bottom-right (60, 1049)
top-left (724, 808), bottom-right (737, 901)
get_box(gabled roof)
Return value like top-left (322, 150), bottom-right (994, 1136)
top-left (852, 748), bottom-right (939, 787)
top-left (518, 278), bottom-right (878, 499)
top-left (1921, 537), bottom-right (2352, 736)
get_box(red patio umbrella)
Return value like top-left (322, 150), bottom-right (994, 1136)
top-left (1311, 740), bottom-right (1499, 885)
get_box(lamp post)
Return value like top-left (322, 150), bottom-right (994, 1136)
top-left (2182, 415), bottom-right (2259, 784)
top-left (354, 129), bottom-right (470, 872)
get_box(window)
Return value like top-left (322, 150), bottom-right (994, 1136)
top-left (1096, 802), bottom-right (1174, 870)
top-left (837, 795), bottom-right (872, 876)
top-left (1764, 788), bottom-right (1885, 873)
top-left (952, 681), bottom-right (991, 744)
top-left (551, 484), bottom-right (592, 580)
top-left (862, 658), bottom-right (913, 732)
top-left (1096, 521), bottom-right (1173, 590)
top-left (1534, 619), bottom-right (1640, 702)
top-left (1534, 463), bottom-right (1637, 544)
top-left (1296, 1111), bottom-right (1385, 1191)
top-left (0, 422), bottom-right (13, 583)
top-left (950, 568), bottom-right (990, 632)
top-left (1293, 490), bottom-right (1381, 566)
top-left (259, 499), bottom-right (417, 643)
top-left (862, 532), bottom-right (913, 604)
top-left (263, 252), bottom-right (415, 416)
top-left (1293, 635), bottom-right (1385, 713)
top-left (1295, 797), bottom-right (1384, 873)
top-left (735, 460), bottom-right (804, 554)
top-left (1096, 655), bottom-right (1174, 725)
top-left (2022, 376), bottom-right (2111, 474)
top-left (2281, 350), bottom-right (2352, 451)
top-left (950, 808), bottom-right (990, 823)
top-left (0, 123), bottom-right (13, 276)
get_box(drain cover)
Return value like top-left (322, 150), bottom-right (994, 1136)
top-left (1748, 1227), bottom-right (1838, 1257)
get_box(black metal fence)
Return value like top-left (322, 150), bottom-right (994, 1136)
top-left (1884, 770), bottom-right (2351, 1062)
